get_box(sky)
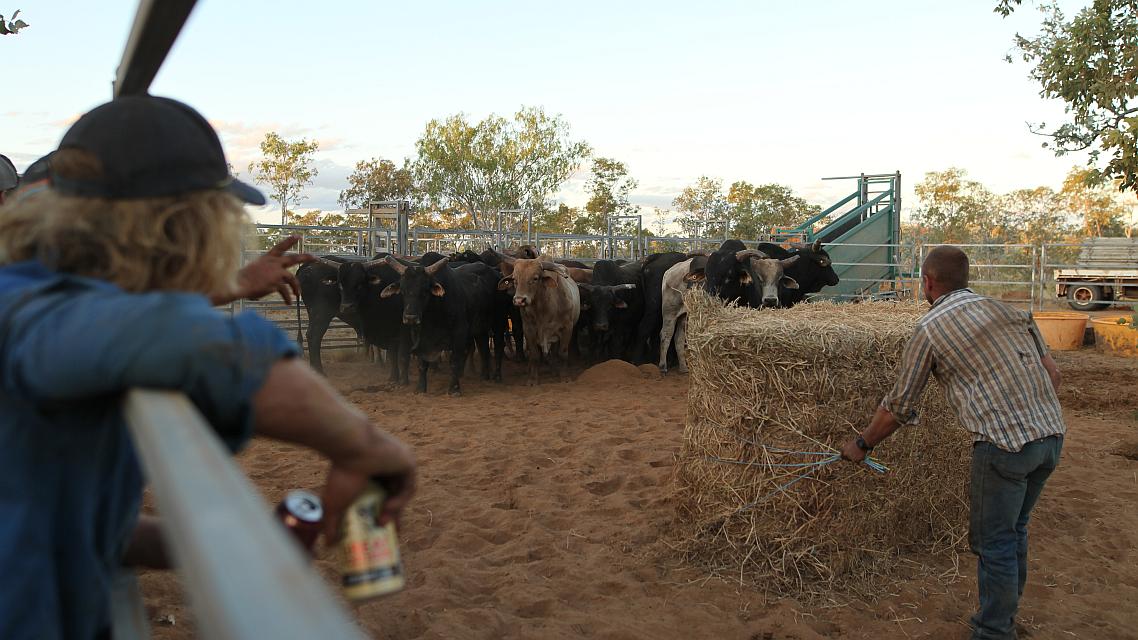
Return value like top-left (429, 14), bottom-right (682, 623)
top-left (1, 0), bottom-right (1094, 228)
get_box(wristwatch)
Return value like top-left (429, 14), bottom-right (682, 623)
top-left (855, 436), bottom-right (874, 453)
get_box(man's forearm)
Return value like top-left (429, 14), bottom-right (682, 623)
top-left (252, 360), bottom-right (408, 474)
top-left (209, 290), bottom-right (239, 306)
top-left (862, 404), bottom-right (902, 447)
top-left (1041, 354), bottom-right (1061, 393)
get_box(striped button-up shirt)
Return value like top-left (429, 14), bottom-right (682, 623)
top-left (883, 288), bottom-right (1065, 452)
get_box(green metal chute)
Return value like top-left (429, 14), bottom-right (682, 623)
top-left (783, 172), bottom-right (904, 301)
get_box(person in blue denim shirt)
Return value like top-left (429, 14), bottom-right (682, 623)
top-left (0, 96), bottom-right (416, 640)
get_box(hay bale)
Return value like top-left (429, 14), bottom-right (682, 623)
top-left (673, 291), bottom-right (970, 597)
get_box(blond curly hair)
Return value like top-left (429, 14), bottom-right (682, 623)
top-left (0, 149), bottom-right (247, 295)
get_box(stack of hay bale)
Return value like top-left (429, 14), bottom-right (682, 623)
top-left (674, 291), bottom-right (970, 596)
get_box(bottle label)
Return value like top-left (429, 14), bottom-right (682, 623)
top-left (342, 564), bottom-right (403, 587)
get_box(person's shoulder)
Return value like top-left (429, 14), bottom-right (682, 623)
top-left (916, 289), bottom-right (976, 326)
top-left (0, 264), bottom-right (213, 326)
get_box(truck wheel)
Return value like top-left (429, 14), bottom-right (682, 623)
top-left (1068, 284), bottom-right (1106, 311)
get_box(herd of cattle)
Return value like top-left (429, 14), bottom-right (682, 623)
top-left (296, 239), bottom-right (840, 395)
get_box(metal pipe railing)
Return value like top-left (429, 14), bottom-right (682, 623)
top-left (123, 390), bottom-right (366, 640)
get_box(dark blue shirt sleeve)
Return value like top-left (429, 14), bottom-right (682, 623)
top-left (0, 287), bottom-right (297, 450)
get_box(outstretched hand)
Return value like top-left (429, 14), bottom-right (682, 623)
top-left (233, 235), bottom-right (316, 305)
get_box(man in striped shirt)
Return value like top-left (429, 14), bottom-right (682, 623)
top-left (841, 246), bottom-right (1065, 640)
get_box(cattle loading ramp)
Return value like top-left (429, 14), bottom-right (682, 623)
top-left (774, 172), bottom-right (903, 300)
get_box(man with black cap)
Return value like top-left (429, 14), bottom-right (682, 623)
top-left (0, 96), bottom-right (416, 639)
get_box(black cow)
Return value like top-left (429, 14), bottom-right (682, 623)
top-left (448, 249), bottom-right (484, 264)
top-left (296, 255), bottom-right (366, 373)
top-left (477, 248), bottom-right (528, 360)
top-left (755, 240), bottom-right (840, 306)
top-left (576, 259), bottom-right (644, 362)
top-left (702, 240), bottom-right (800, 308)
top-left (380, 257), bottom-right (500, 395)
top-left (335, 256), bottom-right (411, 384)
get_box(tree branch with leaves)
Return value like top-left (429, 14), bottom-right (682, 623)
top-left (338, 157), bottom-right (416, 209)
top-left (248, 132), bottom-right (319, 226)
top-left (413, 107), bottom-right (591, 229)
top-left (0, 9), bottom-right (29, 35)
top-left (574, 157), bottom-right (640, 235)
top-left (1003, 0), bottom-right (1138, 194)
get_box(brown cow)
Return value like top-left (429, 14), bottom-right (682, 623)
top-left (564, 267), bottom-right (593, 284)
top-left (497, 256), bottom-right (581, 385)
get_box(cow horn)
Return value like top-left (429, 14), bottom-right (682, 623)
top-left (811, 240), bottom-right (822, 253)
top-left (735, 249), bottom-right (770, 262)
top-left (383, 255), bottom-right (407, 275)
top-left (425, 257), bottom-right (449, 276)
top-left (540, 261), bottom-right (568, 275)
top-left (316, 257), bottom-right (340, 268)
top-left (780, 254), bottom-right (801, 267)
top-left (614, 283), bottom-right (638, 290)
top-left (361, 256), bottom-right (387, 268)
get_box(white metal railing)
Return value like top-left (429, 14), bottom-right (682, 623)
top-left (121, 389), bottom-right (365, 640)
top-left (920, 243), bottom-right (1038, 310)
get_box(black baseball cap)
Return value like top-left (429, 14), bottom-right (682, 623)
top-left (21, 152), bottom-right (53, 185)
top-left (0, 153), bottom-right (17, 191)
top-left (52, 95), bottom-right (265, 205)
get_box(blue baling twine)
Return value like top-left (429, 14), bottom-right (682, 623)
top-left (705, 446), bottom-right (889, 515)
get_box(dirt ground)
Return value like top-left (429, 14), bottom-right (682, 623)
top-left (140, 348), bottom-right (1138, 640)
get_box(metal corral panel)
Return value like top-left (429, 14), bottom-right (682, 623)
top-left (819, 211), bottom-right (898, 299)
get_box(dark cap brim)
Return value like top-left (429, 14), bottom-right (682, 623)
top-left (225, 178), bottom-right (266, 206)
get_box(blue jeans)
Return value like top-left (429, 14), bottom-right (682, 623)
top-left (969, 435), bottom-right (1063, 640)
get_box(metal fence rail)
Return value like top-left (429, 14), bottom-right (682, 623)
top-left (811, 242), bottom-right (919, 302)
top-left (1039, 243), bottom-right (1138, 311)
top-left (123, 390), bottom-right (366, 639)
top-left (236, 222), bottom-right (1138, 353)
top-left (922, 243), bottom-right (1038, 310)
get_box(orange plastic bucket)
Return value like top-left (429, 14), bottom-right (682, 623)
top-left (1031, 312), bottom-right (1089, 351)
top-left (1091, 316), bottom-right (1138, 358)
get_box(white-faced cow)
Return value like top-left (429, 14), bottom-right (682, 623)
top-left (659, 250), bottom-right (799, 374)
top-left (703, 240), bottom-right (801, 309)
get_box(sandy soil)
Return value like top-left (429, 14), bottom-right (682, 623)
top-left (140, 349), bottom-right (1138, 640)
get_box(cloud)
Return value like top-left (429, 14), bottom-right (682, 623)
top-left (4, 151), bottom-right (42, 170)
top-left (630, 193), bottom-right (676, 209)
top-left (211, 119), bottom-right (346, 171)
